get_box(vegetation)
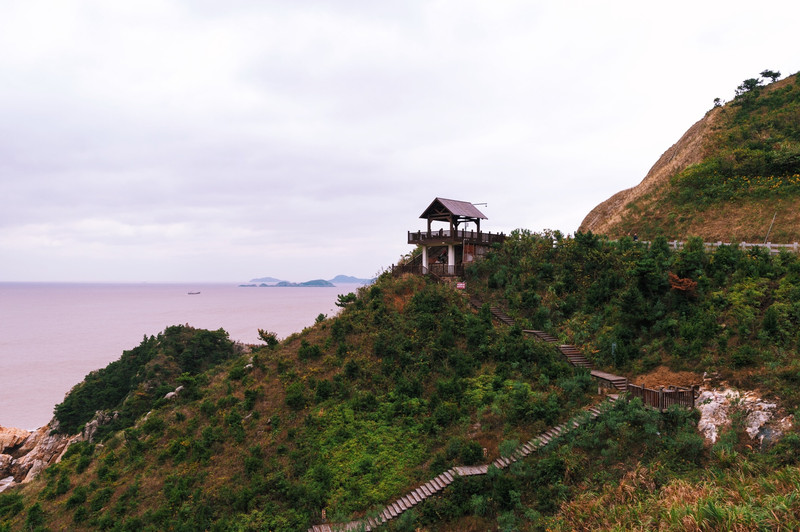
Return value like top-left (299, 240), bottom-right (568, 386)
top-left (604, 70), bottom-right (800, 242)
top-left (2, 232), bottom-right (800, 530)
top-left (469, 230), bottom-right (800, 407)
top-left (3, 72), bottom-right (800, 527)
top-left (1, 273), bottom-right (597, 530)
top-left (671, 72), bottom-right (800, 208)
top-left (53, 326), bottom-right (235, 437)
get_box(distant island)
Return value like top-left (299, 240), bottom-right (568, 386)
top-left (240, 274), bottom-right (374, 288)
top-left (248, 276), bottom-right (284, 283)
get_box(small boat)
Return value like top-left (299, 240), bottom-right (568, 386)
top-left (187, 291), bottom-right (201, 295)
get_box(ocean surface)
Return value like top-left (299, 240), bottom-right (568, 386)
top-left (0, 282), bottom-right (352, 430)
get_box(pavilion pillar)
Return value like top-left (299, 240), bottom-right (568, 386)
top-left (421, 246), bottom-right (428, 274)
top-left (448, 244), bottom-right (455, 275)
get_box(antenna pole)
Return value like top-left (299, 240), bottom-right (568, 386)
top-left (764, 211), bottom-right (777, 244)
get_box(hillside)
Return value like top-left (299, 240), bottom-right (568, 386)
top-left (3, 234), bottom-right (800, 530)
top-left (0, 274), bottom-right (604, 530)
top-left (581, 71), bottom-right (800, 242)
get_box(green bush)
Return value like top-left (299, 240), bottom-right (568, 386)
top-left (298, 340), bottom-right (323, 360)
top-left (285, 381), bottom-right (308, 410)
top-left (0, 493), bottom-right (24, 519)
top-left (54, 327), bottom-right (234, 435)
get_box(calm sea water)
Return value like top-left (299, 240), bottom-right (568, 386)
top-left (0, 283), bottom-right (352, 430)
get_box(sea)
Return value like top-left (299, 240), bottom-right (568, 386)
top-left (0, 282), bottom-right (354, 430)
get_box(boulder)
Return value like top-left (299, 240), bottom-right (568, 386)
top-left (81, 411), bottom-right (118, 442)
top-left (0, 422), bottom-right (74, 492)
top-left (164, 385), bottom-right (185, 400)
top-left (0, 426), bottom-right (31, 454)
top-left (0, 476), bottom-right (15, 493)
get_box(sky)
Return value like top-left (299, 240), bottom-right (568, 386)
top-left (2, 0), bottom-right (799, 283)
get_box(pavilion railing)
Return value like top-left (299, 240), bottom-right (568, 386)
top-left (408, 229), bottom-right (506, 245)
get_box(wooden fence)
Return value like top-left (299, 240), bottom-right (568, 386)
top-left (627, 384), bottom-right (696, 410)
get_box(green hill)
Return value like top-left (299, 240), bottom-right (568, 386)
top-left (0, 274), bottom-right (601, 530)
top-left (3, 235), bottom-right (800, 530)
top-left (3, 70), bottom-right (800, 531)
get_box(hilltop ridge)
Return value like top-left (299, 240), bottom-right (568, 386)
top-left (580, 71), bottom-right (800, 241)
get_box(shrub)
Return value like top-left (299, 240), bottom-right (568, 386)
top-left (25, 503), bottom-right (45, 530)
top-left (257, 329), bottom-right (279, 349)
top-left (298, 340), bottom-right (323, 360)
top-left (0, 492), bottom-right (24, 519)
top-left (285, 381), bottom-right (308, 410)
top-left (731, 345), bottom-right (757, 368)
top-left (65, 486), bottom-right (88, 509)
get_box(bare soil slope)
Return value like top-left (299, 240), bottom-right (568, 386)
top-left (579, 73), bottom-right (800, 242)
top-left (579, 108), bottom-right (721, 235)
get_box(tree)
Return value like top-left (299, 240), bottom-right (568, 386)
top-left (335, 292), bottom-right (357, 307)
top-left (760, 69), bottom-right (781, 83)
top-left (735, 77), bottom-right (763, 96)
top-left (258, 329), bottom-right (279, 349)
top-left (713, 97), bottom-right (723, 108)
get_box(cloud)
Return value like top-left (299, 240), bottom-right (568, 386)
top-left (1, 0), bottom-right (799, 281)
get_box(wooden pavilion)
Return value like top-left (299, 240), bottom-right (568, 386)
top-left (406, 197), bottom-right (506, 277)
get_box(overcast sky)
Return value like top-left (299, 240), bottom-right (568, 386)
top-left (2, 0), bottom-right (798, 283)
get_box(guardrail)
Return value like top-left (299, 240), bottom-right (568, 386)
top-left (639, 240), bottom-right (800, 255)
top-left (408, 229), bottom-right (506, 245)
top-left (627, 384), bottom-right (696, 410)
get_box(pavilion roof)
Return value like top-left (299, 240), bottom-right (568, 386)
top-left (419, 197), bottom-right (487, 221)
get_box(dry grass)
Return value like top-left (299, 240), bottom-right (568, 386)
top-left (580, 75), bottom-right (800, 243)
top-left (580, 108), bottom-right (721, 235)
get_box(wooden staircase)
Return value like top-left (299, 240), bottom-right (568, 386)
top-left (523, 329), bottom-right (558, 343)
top-left (558, 344), bottom-right (593, 368)
top-left (472, 299), bottom-right (629, 392)
top-left (488, 305), bottom-right (515, 326)
top-left (308, 397), bottom-right (618, 532)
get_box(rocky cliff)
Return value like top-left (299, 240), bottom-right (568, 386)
top-left (0, 422), bottom-right (72, 492)
top-left (0, 411), bottom-right (119, 493)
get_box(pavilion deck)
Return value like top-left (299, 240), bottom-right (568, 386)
top-left (407, 229), bottom-right (506, 246)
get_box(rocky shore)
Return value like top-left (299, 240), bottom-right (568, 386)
top-left (0, 411), bottom-right (119, 493)
top-left (0, 421), bottom-right (73, 493)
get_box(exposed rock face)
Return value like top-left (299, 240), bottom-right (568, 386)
top-left (696, 387), bottom-right (793, 447)
top-left (0, 412), bottom-right (118, 493)
top-left (0, 426), bottom-right (30, 452)
top-left (80, 411), bottom-right (118, 442)
top-left (0, 421), bottom-right (73, 492)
